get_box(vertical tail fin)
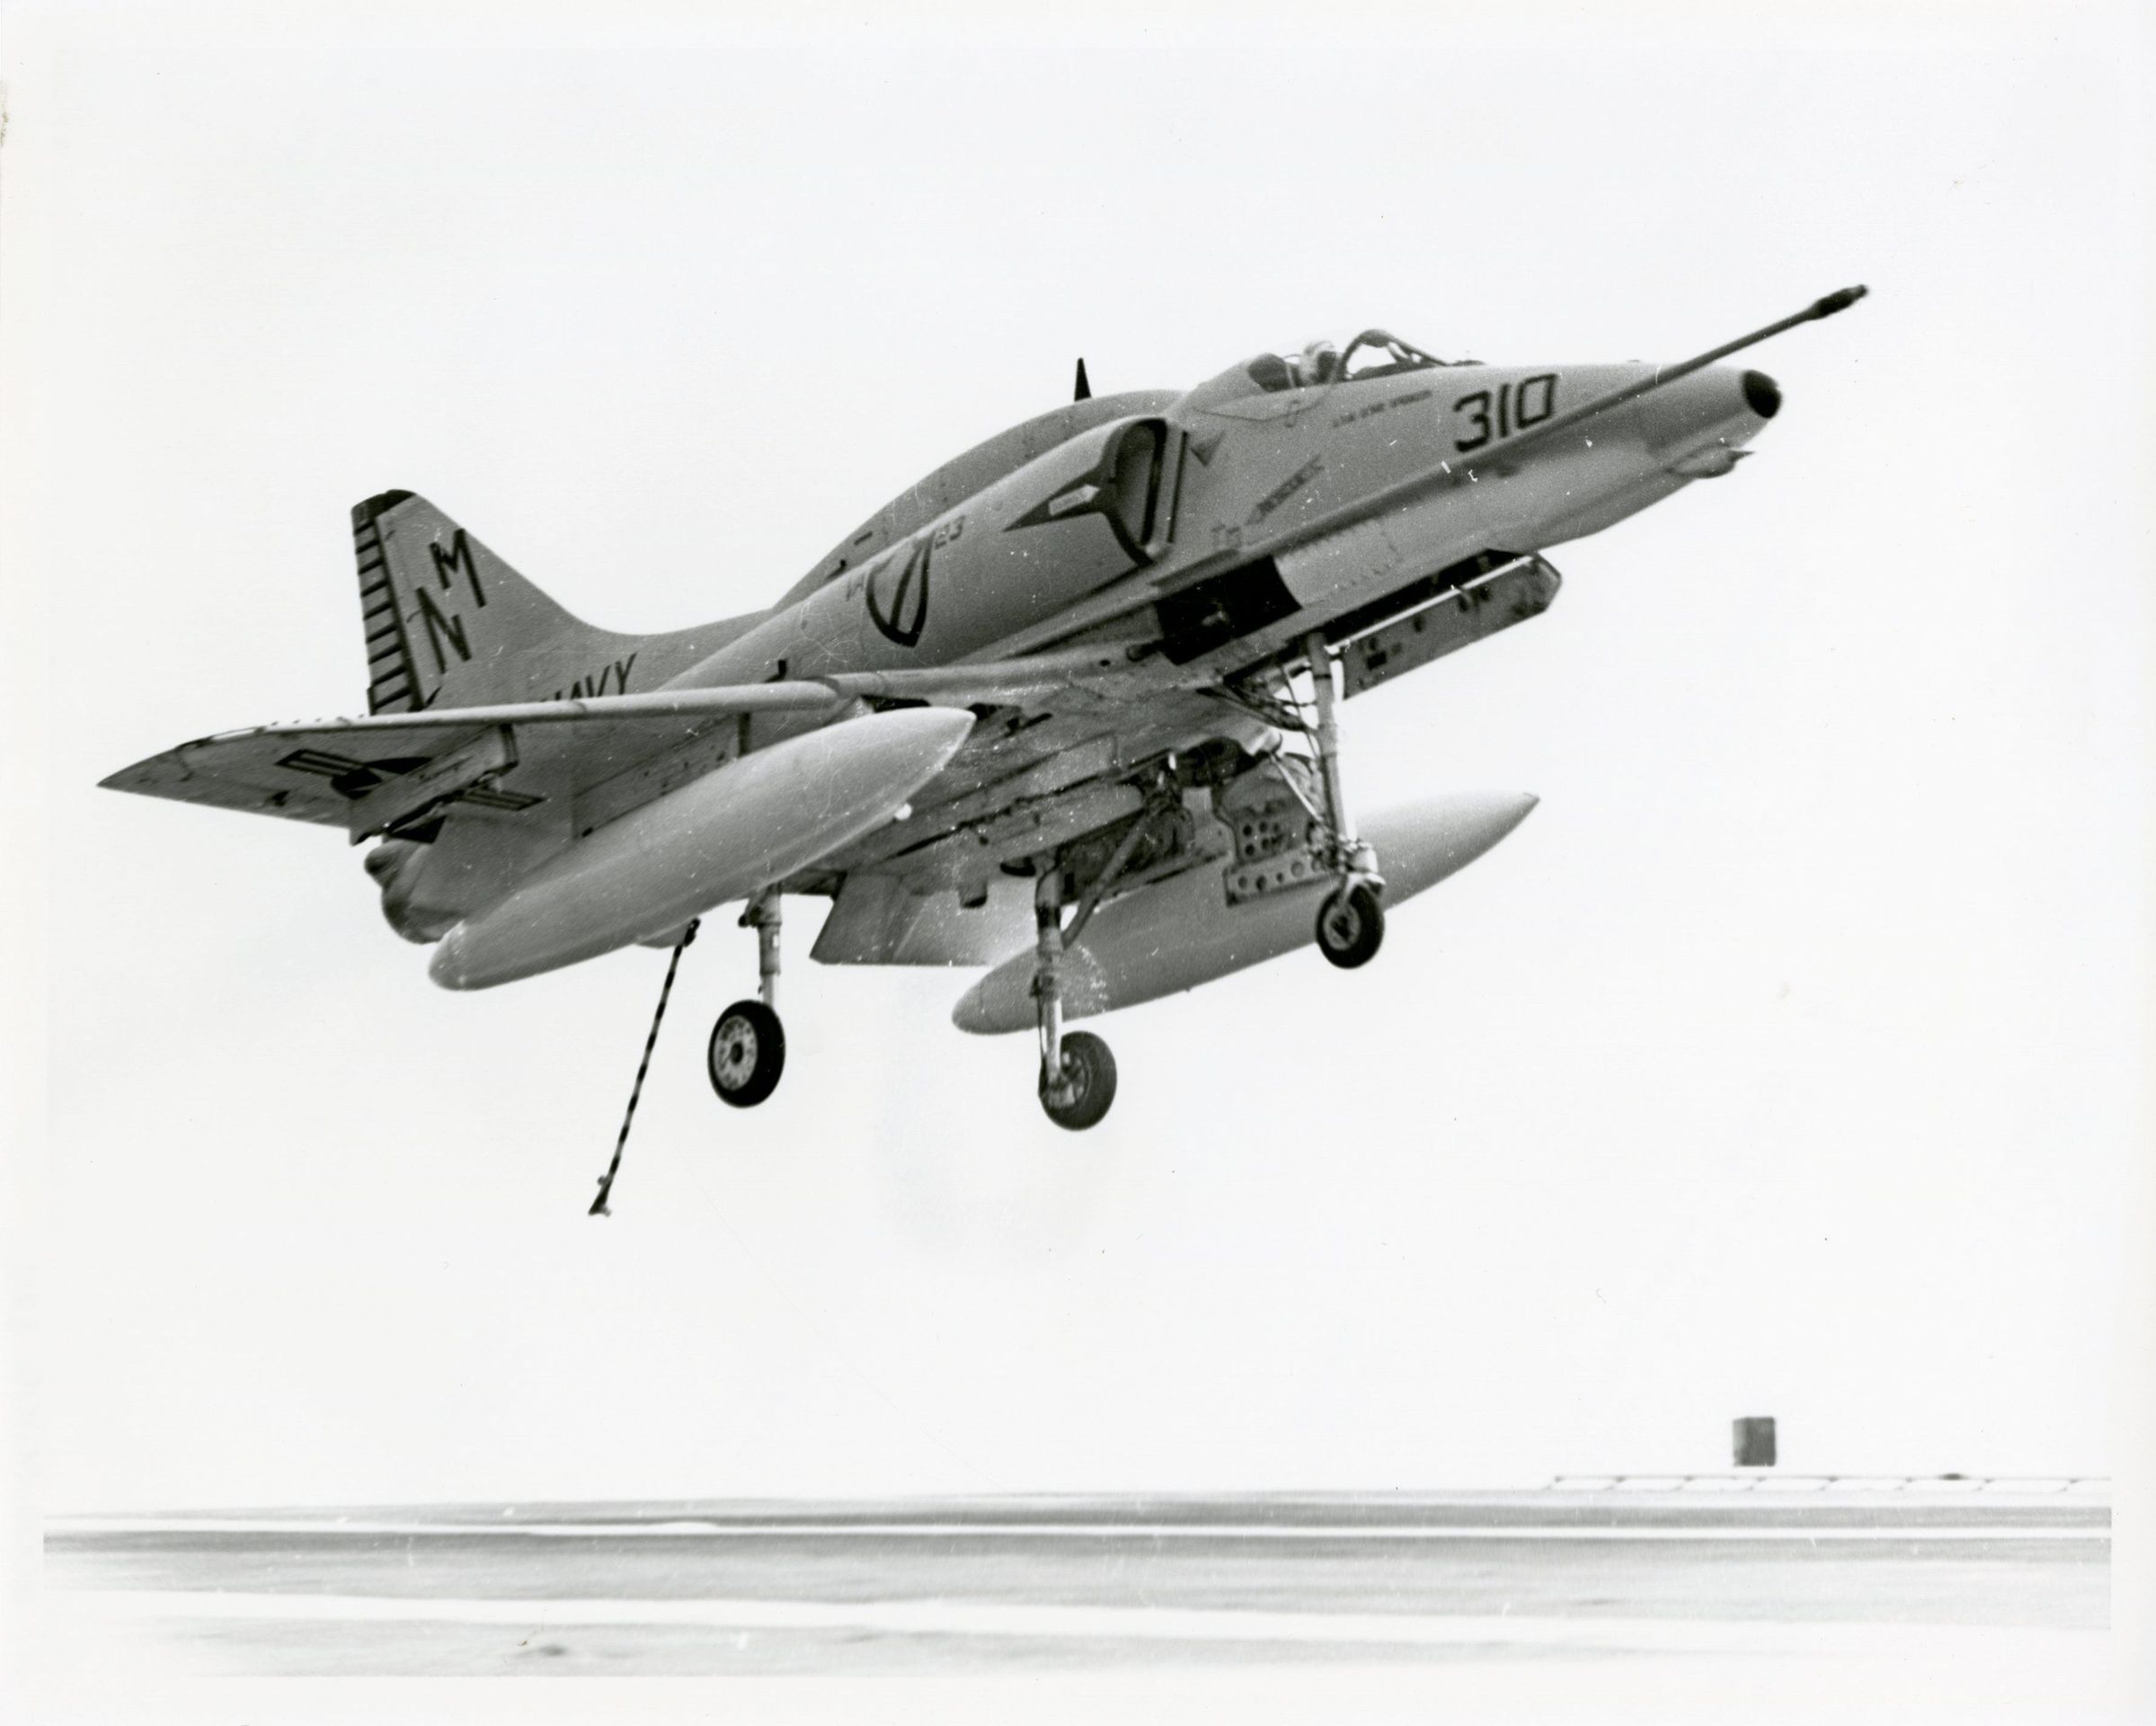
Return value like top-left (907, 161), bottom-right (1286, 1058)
top-left (351, 491), bottom-right (750, 712)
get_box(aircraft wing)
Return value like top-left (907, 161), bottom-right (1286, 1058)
top-left (100, 647), bottom-right (1151, 840)
top-left (103, 714), bottom-right (522, 832)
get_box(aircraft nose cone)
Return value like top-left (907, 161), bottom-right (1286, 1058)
top-left (1742, 369), bottom-right (1781, 419)
top-left (1635, 365), bottom-right (1779, 452)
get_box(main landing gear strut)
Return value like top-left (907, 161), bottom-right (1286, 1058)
top-left (709, 890), bottom-right (786, 1108)
top-left (1033, 867), bottom-right (1118, 1132)
top-left (1028, 787), bottom-right (1189, 1132)
top-left (1301, 629), bottom-right (1385, 971)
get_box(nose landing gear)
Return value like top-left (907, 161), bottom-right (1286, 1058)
top-left (1300, 629), bottom-right (1385, 970)
top-left (708, 891), bottom-right (786, 1108)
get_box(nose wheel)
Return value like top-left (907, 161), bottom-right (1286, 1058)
top-left (1298, 629), bottom-right (1387, 972)
top-left (1317, 881), bottom-right (1385, 969)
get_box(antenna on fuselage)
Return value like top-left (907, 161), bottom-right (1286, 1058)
top-left (1073, 358), bottom-right (1091, 402)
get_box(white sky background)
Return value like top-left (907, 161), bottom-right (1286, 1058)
top-left (4, 1), bottom-right (2152, 1514)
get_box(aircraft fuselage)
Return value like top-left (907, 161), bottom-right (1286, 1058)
top-left (676, 359), bottom-right (1774, 698)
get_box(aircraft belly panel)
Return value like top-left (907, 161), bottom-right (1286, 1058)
top-left (811, 870), bottom-right (1034, 965)
top-left (803, 683), bottom-right (1243, 884)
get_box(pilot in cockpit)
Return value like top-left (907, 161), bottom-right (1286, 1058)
top-left (1296, 341), bottom-right (1341, 387)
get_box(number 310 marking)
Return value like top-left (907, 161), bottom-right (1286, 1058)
top-left (1453, 373), bottom-right (1558, 452)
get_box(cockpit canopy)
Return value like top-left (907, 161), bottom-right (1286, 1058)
top-left (1270, 329), bottom-right (1455, 390)
top-left (1184, 330), bottom-right (1465, 412)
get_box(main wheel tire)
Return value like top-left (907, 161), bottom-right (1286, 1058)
top-left (708, 999), bottom-right (785, 1108)
top-left (1039, 1029), bottom-right (1117, 1131)
top-left (1316, 882), bottom-right (1385, 969)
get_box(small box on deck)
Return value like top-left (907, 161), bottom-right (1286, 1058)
top-left (1733, 1416), bottom-right (1777, 1467)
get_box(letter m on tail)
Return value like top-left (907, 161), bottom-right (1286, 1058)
top-left (350, 490), bottom-right (638, 713)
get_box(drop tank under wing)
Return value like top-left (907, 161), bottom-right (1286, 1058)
top-left (952, 790), bottom-right (1538, 1034)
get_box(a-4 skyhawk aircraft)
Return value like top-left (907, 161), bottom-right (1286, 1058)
top-left (104, 286), bottom-right (1867, 1185)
